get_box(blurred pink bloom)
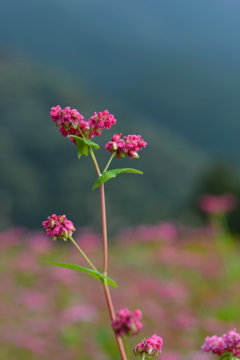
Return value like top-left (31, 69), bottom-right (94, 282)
top-left (133, 334), bottom-right (163, 358)
top-left (61, 304), bottom-right (97, 325)
top-left (105, 134), bottom-right (147, 159)
top-left (161, 352), bottom-right (181, 360)
top-left (28, 232), bottom-right (53, 253)
top-left (118, 223), bottom-right (178, 243)
top-left (50, 266), bottom-right (78, 285)
top-left (223, 328), bottom-right (240, 353)
top-left (75, 227), bottom-right (101, 251)
top-left (112, 308), bottom-right (143, 337)
top-left (20, 290), bottom-right (49, 311)
top-left (198, 194), bottom-right (237, 214)
top-left (201, 335), bottom-right (225, 355)
top-left (42, 214), bottom-right (75, 241)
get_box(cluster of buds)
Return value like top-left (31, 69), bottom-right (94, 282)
top-left (198, 194), bottom-right (237, 214)
top-left (50, 106), bottom-right (116, 143)
top-left (133, 334), bottom-right (163, 359)
top-left (201, 329), bottom-right (240, 357)
top-left (88, 110), bottom-right (116, 137)
top-left (105, 133), bottom-right (147, 159)
top-left (42, 214), bottom-right (75, 241)
top-left (112, 308), bottom-right (143, 337)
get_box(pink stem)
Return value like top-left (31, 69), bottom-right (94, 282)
top-left (90, 148), bottom-right (128, 360)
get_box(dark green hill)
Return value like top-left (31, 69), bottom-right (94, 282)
top-left (0, 56), bottom-right (207, 231)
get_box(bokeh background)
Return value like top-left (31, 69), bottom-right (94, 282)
top-left (1, 0), bottom-right (240, 359)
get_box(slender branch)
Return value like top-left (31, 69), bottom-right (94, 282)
top-left (103, 280), bottom-right (128, 360)
top-left (100, 183), bottom-right (108, 275)
top-left (123, 336), bottom-right (131, 360)
top-left (89, 147), bottom-right (101, 177)
top-left (103, 152), bottom-right (116, 173)
top-left (69, 236), bottom-right (98, 272)
top-left (88, 146), bottom-right (128, 360)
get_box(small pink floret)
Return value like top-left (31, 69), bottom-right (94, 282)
top-left (201, 329), bottom-right (240, 358)
top-left (105, 134), bottom-right (147, 159)
top-left (223, 329), bottom-right (240, 353)
top-left (201, 335), bottom-right (225, 355)
top-left (42, 214), bottom-right (75, 241)
top-left (112, 308), bottom-right (143, 337)
top-left (88, 110), bottom-right (117, 137)
top-left (133, 334), bottom-right (163, 359)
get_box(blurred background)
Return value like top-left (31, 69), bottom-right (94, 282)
top-left (1, 0), bottom-right (240, 359)
top-left (1, 0), bottom-right (240, 232)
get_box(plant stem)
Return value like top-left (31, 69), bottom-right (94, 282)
top-left (69, 236), bottom-right (98, 272)
top-left (89, 147), bottom-right (128, 360)
top-left (124, 337), bottom-right (131, 360)
top-left (89, 147), bottom-right (101, 176)
top-left (103, 152), bottom-right (116, 173)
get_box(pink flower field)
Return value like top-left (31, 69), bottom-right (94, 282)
top-left (1, 224), bottom-right (240, 360)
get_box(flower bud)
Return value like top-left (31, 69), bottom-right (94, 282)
top-left (42, 214), bottom-right (76, 241)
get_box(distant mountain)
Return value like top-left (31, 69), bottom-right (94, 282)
top-left (0, 55), bottom-right (207, 231)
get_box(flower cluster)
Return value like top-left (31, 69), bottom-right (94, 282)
top-left (112, 308), bottom-right (143, 337)
top-left (88, 110), bottom-right (116, 137)
top-left (50, 106), bottom-right (116, 143)
top-left (201, 329), bottom-right (240, 358)
top-left (42, 214), bottom-right (75, 241)
top-left (198, 194), bottom-right (237, 214)
top-left (133, 334), bottom-right (163, 359)
top-left (105, 133), bottom-right (147, 159)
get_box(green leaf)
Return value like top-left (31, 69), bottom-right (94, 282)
top-left (41, 260), bottom-right (117, 287)
top-left (92, 168), bottom-right (143, 190)
top-left (68, 136), bottom-right (100, 159)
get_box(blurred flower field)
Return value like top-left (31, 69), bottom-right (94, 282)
top-left (1, 223), bottom-right (240, 360)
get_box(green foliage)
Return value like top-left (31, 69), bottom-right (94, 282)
top-left (68, 136), bottom-right (100, 159)
top-left (92, 168), bottom-right (143, 190)
top-left (41, 260), bottom-right (117, 287)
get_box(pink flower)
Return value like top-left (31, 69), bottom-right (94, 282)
top-left (88, 110), bottom-right (116, 137)
top-left (105, 134), bottom-right (147, 159)
top-left (112, 308), bottom-right (143, 337)
top-left (201, 335), bottom-right (225, 355)
top-left (133, 334), bottom-right (163, 358)
top-left (223, 329), bottom-right (240, 353)
top-left (50, 105), bottom-right (89, 143)
top-left (42, 214), bottom-right (75, 241)
top-left (50, 106), bottom-right (117, 143)
top-left (198, 194), bottom-right (237, 214)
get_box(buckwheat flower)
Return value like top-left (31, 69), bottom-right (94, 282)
top-left (105, 134), bottom-right (147, 159)
top-left (88, 110), bottom-right (116, 137)
top-left (112, 308), bottom-right (143, 337)
top-left (201, 335), bottom-right (225, 355)
top-left (50, 106), bottom-right (89, 141)
top-left (198, 194), bottom-right (237, 214)
top-left (233, 343), bottom-right (240, 359)
top-left (42, 214), bottom-right (75, 241)
top-left (223, 329), bottom-right (240, 353)
top-left (133, 334), bottom-right (163, 359)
